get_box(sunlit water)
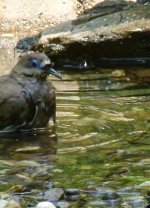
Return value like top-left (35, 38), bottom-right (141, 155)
top-left (0, 67), bottom-right (150, 207)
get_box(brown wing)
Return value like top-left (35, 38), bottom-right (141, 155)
top-left (0, 76), bottom-right (34, 131)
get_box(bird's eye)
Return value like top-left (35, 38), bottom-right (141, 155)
top-left (31, 59), bottom-right (41, 69)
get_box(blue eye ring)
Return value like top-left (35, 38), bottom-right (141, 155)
top-left (30, 59), bottom-right (41, 69)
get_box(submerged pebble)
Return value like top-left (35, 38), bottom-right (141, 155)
top-left (0, 200), bottom-right (8, 208)
top-left (57, 201), bottom-right (70, 208)
top-left (36, 202), bottom-right (56, 208)
top-left (64, 189), bottom-right (80, 200)
top-left (125, 196), bottom-right (146, 208)
top-left (102, 190), bottom-right (120, 200)
top-left (0, 200), bottom-right (21, 208)
top-left (44, 188), bottom-right (64, 201)
top-left (89, 200), bottom-right (107, 206)
top-left (65, 188), bottom-right (80, 195)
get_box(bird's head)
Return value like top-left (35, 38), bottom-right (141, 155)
top-left (12, 53), bottom-right (62, 80)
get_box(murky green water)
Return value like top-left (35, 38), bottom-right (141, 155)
top-left (0, 67), bottom-right (150, 207)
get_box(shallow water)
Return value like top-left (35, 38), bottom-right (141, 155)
top-left (0, 67), bottom-right (150, 207)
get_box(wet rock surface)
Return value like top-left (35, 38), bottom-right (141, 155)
top-left (0, 1), bottom-right (150, 70)
top-left (35, 1), bottom-right (150, 68)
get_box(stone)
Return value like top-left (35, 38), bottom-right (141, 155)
top-left (37, 2), bottom-right (150, 68)
top-left (5, 201), bottom-right (21, 208)
top-left (102, 190), bottom-right (120, 200)
top-left (89, 200), bottom-right (107, 206)
top-left (125, 196), bottom-right (146, 208)
top-left (36, 202), bottom-right (56, 208)
top-left (139, 181), bottom-right (150, 187)
top-left (44, 188), bottom-right (64, 201)
top-left (57, 201), bottom-right (70, 208)
top-left (0, 200), bottom-right (8, 208)
top-left (64, 189), bottom-right (80, 200)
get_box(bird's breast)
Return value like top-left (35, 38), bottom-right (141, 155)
top-left (22, 79), bottom-right (56, 128)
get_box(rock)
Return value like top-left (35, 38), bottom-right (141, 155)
top-left (4, 200), bottom-right (21, 208)
top-left (57, 201), bottom-right (71, 208)
top-left (37, 1), bottom-right (150, 68)
top-left (147, 190), bottom-right (150, 204)
top-left (74, 0), bottom-right (137, 25)
top-left (102, 190), bottom-right (120, 200)
top-left (120, 202), bottom-right (133, 208)
top-left (64, 188), bottom-right (80, 200)
top-left (125, 196), bottom-right (146, 208)
top-left (17, 160), bottom-right (40, 167)
top-left (112, 70), bottom-right (125, 78)
top-left (15, 146), bottom-right (41, 152)
top-left (139, 181), bottom-right (150, 187)
top-left (36, 202), bottom-right (56, 208)
top-left (89, 200), bottom-right (107, 206)
top-left (137, 0), bottom-right (149, 4)
top-left (44, 188), bottom-right (64, 201)
top-left (31, 165), bottom-right (52, 180)
top-left (0, 200), bottom-right (8, 208)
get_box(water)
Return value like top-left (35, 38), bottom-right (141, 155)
top-left (55, 69), bottom-right (150, 188)
top-left (0, 67), bottom-right (150, 207)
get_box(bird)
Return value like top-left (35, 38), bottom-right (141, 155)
top-left (0, 52), bottom-right (62, 133)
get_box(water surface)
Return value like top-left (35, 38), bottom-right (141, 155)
top-left (0, 67), bottom-right (150, 207)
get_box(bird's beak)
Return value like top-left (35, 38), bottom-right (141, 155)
top-left (46, 67), bottom-right (62, 80)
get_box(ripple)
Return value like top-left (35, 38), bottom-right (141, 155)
top-left (58, 139), bottom-right (119, 154)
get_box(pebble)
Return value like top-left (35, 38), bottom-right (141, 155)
top-left (102, 190), bottom-right (120, 200)
top-left (89, 200), bottom-right (107, 206)
top-left (147, 190), bottom-right (150, 203)
top-left (0, 200), bottom-right (21, 208)
top-left (57, 201), bottom-right (70, 208)
top-left (0, 200), bottom-right (8, 208)
top-left (44, 188), bottom-right (64, 201)
top-left (36, 202), bottom-right (56, 208)
top-left (64, 188), bottom-right (80, 200)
